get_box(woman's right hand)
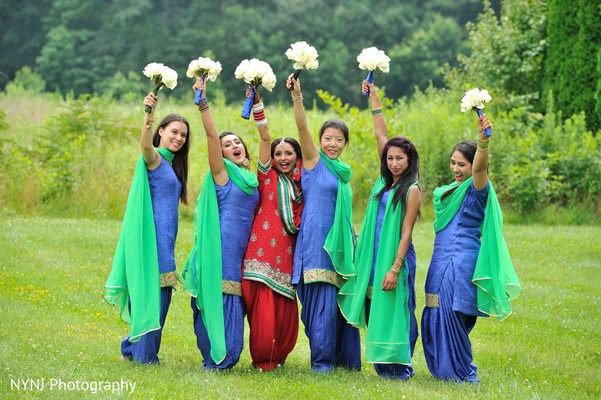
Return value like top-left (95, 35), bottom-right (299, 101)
top-left (287, 73), bottom-right (302, 96)
top-left (143, 91), bottom-right (157, 112)
top-left (193, 77), bottom-right (206, 97)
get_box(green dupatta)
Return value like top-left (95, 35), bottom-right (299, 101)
top-left (433, 177), bottom-right (521, 320)
top-left (179, 159), bottom-right (258, 364)
top-left (104, 147), bottom-right (174, 342)
top-left (338, 177), bottom-right (414, 364)
top-left (319, 148), bottom-right (355, 279)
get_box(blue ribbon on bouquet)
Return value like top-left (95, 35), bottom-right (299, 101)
top-left (241, 86), bottom-right (255, 120)
top-left (476, 109), bottom-right (492, 137)
top-left (194, 77), bottom-right (205, 105)
top-left (362, 71), bottom-right (374, 97)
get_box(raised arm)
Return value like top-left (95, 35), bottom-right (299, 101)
top-left (472, 113), bottom-right (492, 191)
top-left (363, 81), bottom-right (388, 156)
top-left (287, 74), bottom-right (318, 170)
top-left (381, 185), bottom-right (422, 291)
top-left (250, 87), bottom-right (271, 166)
top-left (194, 77), bottom-right (228, 185)
top-left (140, 92), bottom-right (161, 169)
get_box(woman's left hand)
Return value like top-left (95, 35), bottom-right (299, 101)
top-left (381, 270), bottom-right (399, 291)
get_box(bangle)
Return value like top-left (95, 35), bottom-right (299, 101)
top-left (291, 94), bottom-right (303, 103)
top-left (198, 98), bottom-right (209, 113)
top-left (477, 138), bottom-right (490, 149)
top-left (252, 102), bottom-right (267, 126)
top-left (371, 108), bottom-right (383, 116)
top-left (144, 116), bottom-right (155, 129)
top-left (390, 267), bottom-right (400, 276)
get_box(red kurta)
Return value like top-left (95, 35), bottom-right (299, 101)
top-left (242, 162), bottom-right (302, 370)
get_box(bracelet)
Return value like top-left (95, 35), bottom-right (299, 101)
top-left (144, 116), bottom-right (155, 129)
top-left (371, 108), bottom-right (383, 116)
top-left (252, 102), bottom-right (267, 126)
top-left (291, 94), bottom-right (303, 103)
top-left (477, 138), bottom-right (490, 149)
top-left (390, 267), bottom-right (400, 276)
top-left (198, 98), bottom-right (209, 113)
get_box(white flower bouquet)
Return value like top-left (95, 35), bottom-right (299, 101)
top-left (357, 47), bottom-right (390, 96)
top-left (186, 57), bottom-right (222, 104)
top-left (142, 62), bottom-right (178, 113)
top-left (285, 41), bottom-right (319, 90)
top-left (234, 58), bottom-right (277, 119)
top-left (460, 88), bottom-right (493, 136)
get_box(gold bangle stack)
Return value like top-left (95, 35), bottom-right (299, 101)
top-left (291, 94), bottom-right (303, 103)
top-left (477, 137), bottom-right (491, 154)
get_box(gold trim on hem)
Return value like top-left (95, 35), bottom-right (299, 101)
top-left (222, 280), bottom-right (242, 296)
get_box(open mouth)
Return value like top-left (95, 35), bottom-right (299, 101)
top-left (233, 149), bottom-right (242, 157)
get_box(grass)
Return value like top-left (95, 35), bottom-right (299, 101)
top-left (1, 216), bottom-right (600, 399)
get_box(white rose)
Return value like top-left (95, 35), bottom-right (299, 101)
top-left (261, 72), bottom-right (277, 91)
top-left (186, 59), bottom-right (201, 78)
top-left (235, 59), bottom-right (250, 80)
top-left (161, 66), bottom-right (178, 89)
top-left (143, 62), bottom-right (165, 79)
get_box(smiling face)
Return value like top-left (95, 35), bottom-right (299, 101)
top-left (273, 142), bottom-right (298, 176)
top-left (158, 121), bottom-right (188, 152)
top-left (319, 127), bottom-right (347, 159)
top-left (386, 146), bottom-right (409, 184)
top-left (450, 150), bottom-right (473, 183)
top-left (220, 134), bottom-right (247, 165)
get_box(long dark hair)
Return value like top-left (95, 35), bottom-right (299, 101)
top-left (442, 139), bottom-right (477, 201)
top-left (152, 114), bottom-right (190, 205)
top-left (270, 137), bottom-right (303, 160)
top-left (375, 136), bottom-right (420, 215)
top-left (219, 131), bottom-right (251, 168)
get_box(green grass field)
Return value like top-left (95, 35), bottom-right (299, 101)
top-left (1, 216), bottom-right (600, 399)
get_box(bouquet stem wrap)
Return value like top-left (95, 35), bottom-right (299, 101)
top-left (476, 109), bottom-right (492, 137)
top-left (362, 71), bottom-right (374, 97)
top-left (145, 84), bottom-right (163, 113)
top-left (241, 86), bottom-right (256, 120)
top-left (194, 77), bottom-right (205, 105)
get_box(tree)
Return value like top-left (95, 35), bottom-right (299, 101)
top-left (543, 0), bottom-right (601, 131)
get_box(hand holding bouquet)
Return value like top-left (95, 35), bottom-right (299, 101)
top-left (285, 41), bottom-right (319, 91)
top-left (143, 62), bottom-right (178, 113)
top-left (460, 88), bottom-right (493, 136)
top-left (357, 47), bottom-right (390, 97)
top-left (234, 59), bottom-right (277, 119)
top-left (186, 57), bottom-right (222, 104)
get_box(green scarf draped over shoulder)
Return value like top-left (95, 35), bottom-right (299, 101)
top-left (319, 148), bottom-right (355, 279)
top-left (179, 159), bottom-right (258, 364)
top-left (105, 147), bottom-right (174, 342)
top-left (433, 177), bottom-right (521, 320)
top-left (338, 177), bottom-right (414, 364)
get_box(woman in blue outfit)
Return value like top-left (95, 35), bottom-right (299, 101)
top-left (287, 74), bottom-right (361, 372)
top-left (105, 91), bottom-right (190, 364)
top-left (179, 78), bottom-right (260, 369)
top-left (421, 113), bottom-right (521, 383)
top-left (339, 81), bottom-right (421, 379)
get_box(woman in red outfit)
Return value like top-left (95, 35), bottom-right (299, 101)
top-left (242, 89), bottom-right (303, 371)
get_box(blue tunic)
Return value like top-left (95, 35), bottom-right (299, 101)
top-left (293, 158), bottom-right (361, 372)
top-left (421, 182), bottom-right (489, 383)
top-left (192, 179), bottom-right (259, 369)
top-left (148, 157), bottom-right (181, 274)
top-left (293, 159), bottom-right (337, 283)
top-left (121, 155), bottom-right (181, 364)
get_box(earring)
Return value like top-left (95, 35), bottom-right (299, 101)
top-left (292, 164), bottom-right (300, 176)
top-left (242, 158), bottom-right (250, 167)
